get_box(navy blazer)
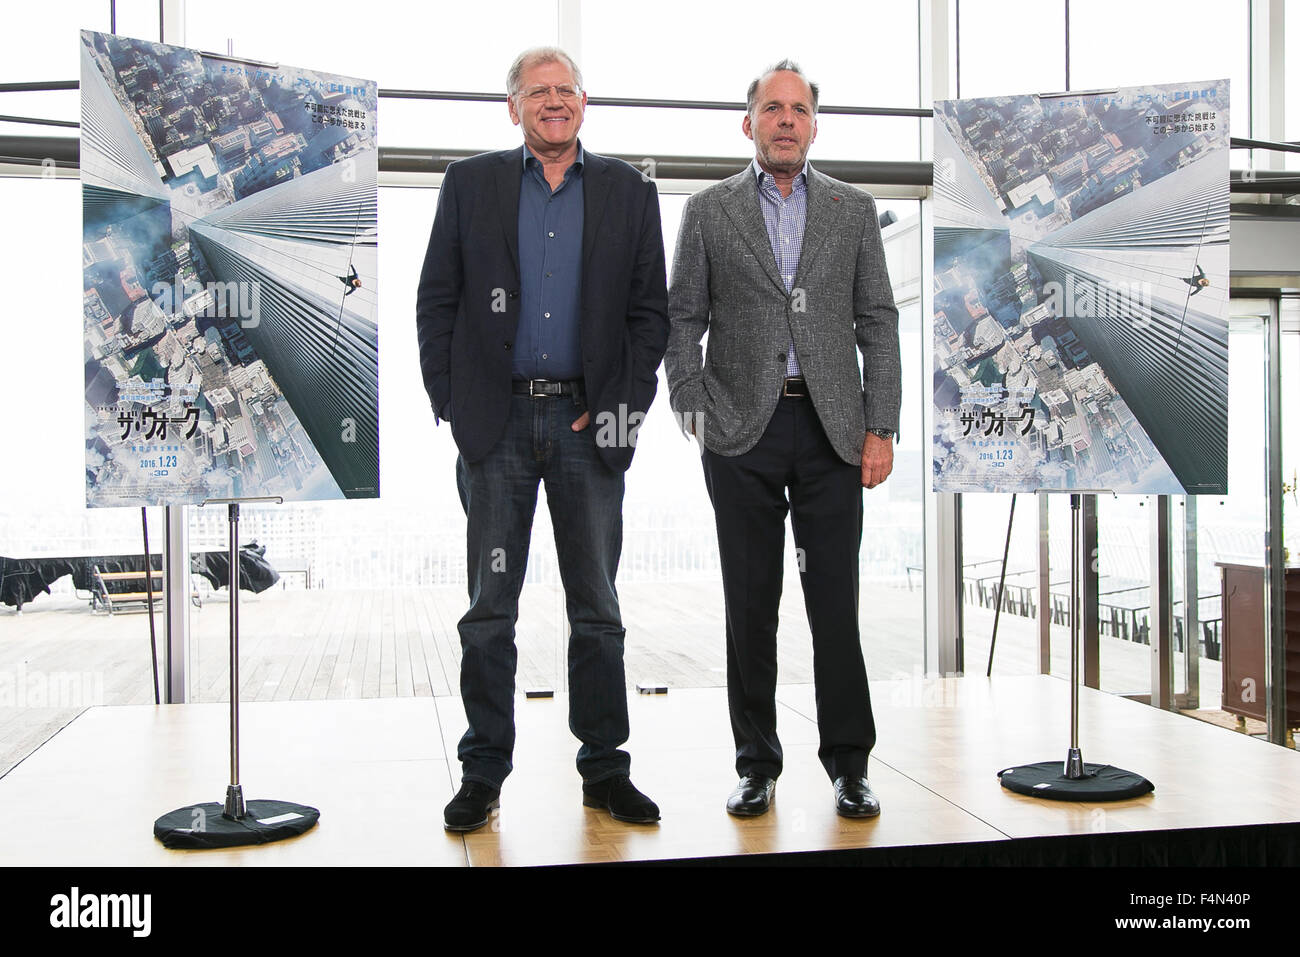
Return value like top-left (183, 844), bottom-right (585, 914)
top-left (416, 146), bottom-right (669, 473)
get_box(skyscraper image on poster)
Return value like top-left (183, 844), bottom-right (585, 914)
top-left (81, 30), bottom-right (379, 506)
top-left (932, 79), bottom-right (1229, 495)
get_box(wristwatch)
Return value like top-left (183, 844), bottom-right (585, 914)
top-left (867, 428), bottom-right (895, 441)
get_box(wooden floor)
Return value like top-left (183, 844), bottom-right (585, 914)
top-left (1, 676), bottom-right (1296, 866)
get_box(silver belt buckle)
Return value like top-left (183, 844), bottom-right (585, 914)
top-left (529, 379), bottom-right (544, 397)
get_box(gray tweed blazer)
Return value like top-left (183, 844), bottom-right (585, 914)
top-left (664, 164), bottom-right (900, 464)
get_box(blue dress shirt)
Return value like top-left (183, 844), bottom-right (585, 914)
top-left (752, 157), bottom-right (808, 378)
top-left (514, 144), bottom-right (585, 380)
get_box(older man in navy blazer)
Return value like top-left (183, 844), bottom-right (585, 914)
top-left (416, 47), bottom-right (669, 832)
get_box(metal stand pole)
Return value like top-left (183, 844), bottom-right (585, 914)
top-left (997, 492), bottom-right (1151, 801)
top-left (202, 495), bottom-right (281, 819)
top-left (1065, 494), bottom-right (1084, 779)
top-left (224, 502), bottom-right (245, 820)
top-left (153, 495), bottom-right (322, 848)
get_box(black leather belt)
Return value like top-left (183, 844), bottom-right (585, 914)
top-left (512, 378), bottom-right (584, 397)
top-left (782, 376), bottom-right (809, 397)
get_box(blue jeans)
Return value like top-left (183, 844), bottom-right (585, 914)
top-left (455, 393), bottom-right (631, 788)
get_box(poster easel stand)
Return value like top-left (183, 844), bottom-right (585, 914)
top-left (985, 494), bottom-right (1016, 676)
top-left (153, 496), bottom-right (320, 848)
top-left (997, 494), bottom-right (1155, 801)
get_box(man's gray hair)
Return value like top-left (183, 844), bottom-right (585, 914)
top-left (506, 46), bottom-right (584, 97)
top-left (746, 59), bottom-right (819, 117)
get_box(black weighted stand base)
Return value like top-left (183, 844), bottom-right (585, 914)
top-left (154, 799), bottom-right (320, 849)
top-left (998, 761), bottom-right (1154, 801)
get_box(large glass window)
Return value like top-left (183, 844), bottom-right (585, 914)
top-left (183, 183), bottom-right (534, 702)
top-left (581, 0), bottom-right (920, 107)
top-left (0, 174), bottom-right (164, 774)
top-left (956, 0), bottom-right (1067, 99)
top-left (1287, 4), bottom-right (1300, 173)
top-left (1068, 0), bottom-right (1249, 129)
top-left (1067, 0), bottom-right (1259, 711)
top-left (580, 108), bottom-right (923, 165)
top-left (1283, 299), bottom-right (1300, 566)
top-left (873, 292), bottom-right (927, 679)
top-left (1094, 494), bottom-right (1162, 697)
top-left (1069, 0), bottom-right (1250, 169)
top-left (178, 183), bottom-right (928, 702)
top-left (579, 0), bottom-right (922, 161)
top-left (958, 1), bottom-right (1251, 168)
top-left (960, 488), bottom-right (1098, 679)
top-left (950, 0), bottom-right (1275, 719)
top-left (10, 0), bottom-right (1287, 767)
top-left (0, 2), bottom-right (110, 138)
top-left (1178, 306), bottom-right (1276, 732)
top-left (183, 1), bottom-right (557, 92)
top-left (182, 1), bottom-right (558, 151)
top-left (112, 0), bottom-right (162, 45)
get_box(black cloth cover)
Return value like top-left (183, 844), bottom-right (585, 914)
top-left (0, 546), bottom-right (280, 609)
top-left (0, 557), bottom-right (78, 610)
top-left (190, 543), bottom-right (280, 593)
top-left (154, 799), bottom-right (319, 849)
top-left (998, 761), bottom-right (1155, 801)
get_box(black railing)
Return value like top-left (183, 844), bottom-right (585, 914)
top-left (3, 80), bottom-right (1297, 189)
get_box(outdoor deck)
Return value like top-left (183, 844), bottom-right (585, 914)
top-left (1, 578), bottom-right (1231, 777)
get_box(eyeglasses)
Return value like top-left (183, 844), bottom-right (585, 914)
top-left (517, 84), bottom-right (582, 102)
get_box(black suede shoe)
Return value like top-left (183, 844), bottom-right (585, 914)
top-left (833, 776), bottom-right (881, 818)
top-left (443, 780), bottom-right (500, 832)
top-left (582, 775), bottom-right (660, 824)
top-left (726, 774), bottom-right (777, 817)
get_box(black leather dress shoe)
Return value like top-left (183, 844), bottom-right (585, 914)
top-left (833, 776), bottom-right (881, 818)
top-left (726, 774), bottom-right (777, 817)
top-left (582, 775), bottom-right (661, 823)
top-left (443, 780), bottom-right (500, 832)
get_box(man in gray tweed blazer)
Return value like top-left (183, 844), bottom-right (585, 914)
top-left (665, 60), bottom-right (900, 819)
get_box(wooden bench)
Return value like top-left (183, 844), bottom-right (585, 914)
top-left (92, 567), bottom-right (200, 613)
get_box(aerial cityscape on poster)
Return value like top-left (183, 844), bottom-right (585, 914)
top-left (81, 30), bottom-right (379, 507)
top-left (932, 79), bottom-right (1230, 495)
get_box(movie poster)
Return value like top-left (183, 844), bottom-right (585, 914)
top-left (932, 79), bottom-right (1229, 495)
top-left (81, 30), bottom-right (378, 506)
